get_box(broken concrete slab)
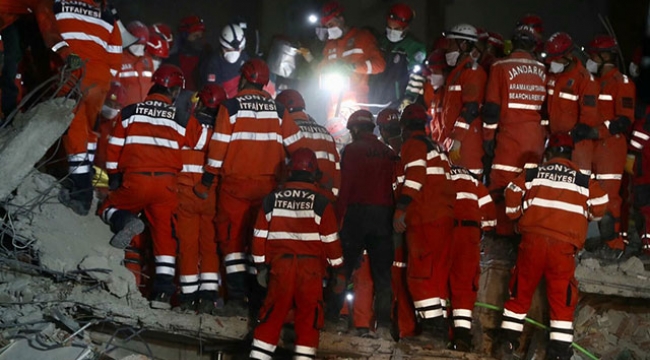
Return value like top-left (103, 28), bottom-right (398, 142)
top-left (0, 98), bottom-right (75, 201)
top-left (575, 256), bottom-right (650, 298)
top-left (0, 339), bottom-right (92, 360)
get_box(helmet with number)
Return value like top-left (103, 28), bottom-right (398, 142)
top-left (387, 3), bottom-right (414, 28)
top-left (106, 81), bottom-right (126, 107)
top-left (586, 34), bottom-right (618, 54)
top-left (516, 14), bottom-right (544, 36)
top-left (150, 23), bottom-right (174, 48)
top-left (152, 64), bottom-right (185, 89)
top-left (321, 1), bottom-right (344, 25)
top-left (240, 58), bottom-right (270, 85)
top-left (487, 32), bottom-right (504, 50)
top-left (445, 23), bottom-right (478, 42)
top-left (220, 23), bottom-right (246, 51)
top-left (127, 21), bottom-right (149, 45)
top-left (146, 33), bottom-right (170, 59)
top-left (377, 108), bottom-right (400, 128)
top-left (547, 132), bottom-right (574, 151)
top-left (399, 104), bottom-right (428, 128)
top-left (276, 89), bottom-right (306, 113)
top-left (346, 109), bottom-right (375, 129)
top-left (179, 15), bottom-right (205, 34)
top-left (290, 148), bottom-right (320, 174)
top-left (544, 32), bottom-right (573, 62)
top-left (198, 84), bottom-right (226, 109)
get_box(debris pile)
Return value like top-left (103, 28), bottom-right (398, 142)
top-left (575, 256), bottom-right (650, 299)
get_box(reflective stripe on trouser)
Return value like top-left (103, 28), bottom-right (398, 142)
top-left (391, 234), bottom-right (417, 338)
top-left (64, 80), bottom-right (109, 167)
top-left (97, 173), bottom-right (178, 277)
top-left (502, 233), bottom-right (577, 344)
top-left (217, 178), bottom-right (276, 299)
top-left (406, 217), bottom-right (453, 320)
top-left (252, 257), bottom-right (324, 359)
top-left (176, 184), bottom-right (219, 294)
top-left (490, 122), bottom-right (545, 236)
top-left (449, 225), bottom-right (481, 329)
top-left (350, 253), bottom-right (374, 329)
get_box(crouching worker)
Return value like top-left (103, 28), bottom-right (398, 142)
top-left (249, 148), bottom-right (344, 360)
top-left (98, 64), bottom-right (202, 310)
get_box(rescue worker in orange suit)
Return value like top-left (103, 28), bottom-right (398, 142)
top-left (56, 0), bottom-right (122, 216)
top-left (443, 24), bottom-right (487, 178)
top-left (166, 15), bottom-right (210, 92)
top-left (95, 81), bottom-right (125, 176)
top-left (177, 84), bottom-right (227, 314)
top-left (515, 14), bottom-right (544, 59)
top-left (319, 1), bottom-right (386, 119)
top-left (249, 148), bottom-right (343, 360)
top-left (332, 109), bottom-right (395, 337)
top-left (146, 31), bottom-right (170, 73)
top-left (422, 48), bottom-right (448, 145)
top-left (447, 165), bottom-right (496, 351)
top-left (482, 25), bottom-right (547, 237)
top-left (276, 89), bottom-right (340, 202)
top-left (196, 59), bottom-right (304, 317)
top-left (117, 21), bottom-right (155, 106)
top-left (627, 107), bottom-right (650, 255)
top-left (494, 133), bottom-right (608, 360)
top-left (99, 64), bottom-right (202, 309)
top-left (393, 104), bottom-right (455, 345)
top-left (574, 35), bottom-right (635, 258)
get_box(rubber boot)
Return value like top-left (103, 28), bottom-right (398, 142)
top-left (107, 210), bottom-right (145, 250)
top-left (150, 274), bottom-right (175, 310)
top-left (59, 172), bottom-right (93, 216)
top-left (197, 290), bottom-right (223, 314)
top-left (492, 329), bottom-right (519, 360)
top-left (452, 327), bottom-right (472, 352)
top-left (176, 291), bottom-right (198, 313)
top-left (545, 341), bottom-right (573, 360)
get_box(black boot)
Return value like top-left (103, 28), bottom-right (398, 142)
top-left (452, 327), bottom-right (472, 352)
top-left (59, 172), bottom-right (93, 216)
top-left (176, 292), bottom-right (198, 313)
top-left (197, 290), bottom-right (222, 314)
top-left (492, 329), bottom-right (519, 360)
top-left (545, 341), bottom-right (573, 360)
top-left (107, 210), bottom-right (145, 249)
top-left (151, 274), bottom-right (175, 310)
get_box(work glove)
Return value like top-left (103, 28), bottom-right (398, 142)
top-left (256, 264), bottom-right (270, 288)
top-left (625, 154), bottom-right (636, 175)
top-left (482, 139), bottom-right (496, 158)
top-left (65, 53), bottom-right (83, 71)
top-left (449, 140), bottom-right (462, 164)
top-left (108, 173), bottom-right (123, 191)
top-left (393, 208), bottom-right (407, 233)
top-left (193, 182), bottom-right (210, 200)
top-left (608, 117), bottom-right (631, 136)
top-left (571, 123), bottom-right (599, 143)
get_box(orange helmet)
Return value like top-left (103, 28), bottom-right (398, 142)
top-left (127, 21), bottom-right (149, 45)
top-left (321, 1), bottom-right (344, 25)
top-left (146, 32), bottom-right (170, 59)
top-left (387, 3), bottom-right (414, 28)
top-left (198, 84), bottom-right (227, 109)
top-left (152, 64), bottom-right (185, 89)
top-left (400, 104), bottom-right (429, 128)
top-left (377, 108), bottom-right (400, 128)
top-left (290, 148), bottom-right (319, 174)
top-left (586, 34), bottom-right (618, 54)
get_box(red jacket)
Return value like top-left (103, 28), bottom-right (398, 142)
top-left (54, 0), bottom-right (122, 84)
top-left (442, 56), bottom-right (487, 142)
top-left (423, 82), bottom-right (446, 143)
top-left (450, 165), bottom-right (496, 230)
top-left (546, 59), bottom-right (600, 134)
top-left (178, 119), bottom-right (213, 187)
top-left (106, 93), bottom-right (201, 174)
top-left (595, 68), bottom-right (636, 138)
top-left (505, 157), bottom-right (608, 248)
top-left (337, 132), bottom-right (396, 218)
top-left (483, 51), bottom-right (547, 140)
top-left (396, 131), bottom-right (455, 225)
top-left (251, 181), bottom-right (343, 270)
top-left (117, 51), bottom-right (155, 106)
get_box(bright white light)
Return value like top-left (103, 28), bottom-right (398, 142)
top-left (540, 52), bottom-right (547, 58)
top-left (320, 72), bottom-right (350, 93)
top-left (308, 14), bottom-right (318, 24)
top-left (413, 65), bottom-right (422, 73)
top-left (346, 293), bottom-right (354, 301)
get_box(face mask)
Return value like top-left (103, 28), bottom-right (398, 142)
top-left (586, 59), bottom-right (600, 74)
top-left (429, 73), bottom-right (445, 88)
top-left (223, 50), bottom-right (241, 63)
top-left (152, 59), bottom-right (161, 71)
top-left (445, 51), bottom-right (460, 67)
top-left (129, 44), bottom-right (145, 57)
top-left (386, 28), bottom-right (404, 43)
top-left (315, 27), bottom-right (328, 42)
top-left (327, 26), bottom-right (343, 40)
top-left (101, 105), bottom-right (119, 119)
top-left (630, 62), bottom-right (640, 78)
top-left (549, 61), bottom-right (565, 74)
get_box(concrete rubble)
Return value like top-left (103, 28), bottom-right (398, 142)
top-left (575, 256), bottom-right (650, 299)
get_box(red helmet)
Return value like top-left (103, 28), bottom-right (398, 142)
top-left (476, 27), bottom-right (489, 41)
top-left (517, 13), bottom-right (544, 35)
top-left (198, 84), bottom-right (227, 109)
top-left (387, 3), bottom-right (414, 28)
top-left (276, 89), bottom-right (306, 112)
top-left (544, 32), bottom-right (573, 62)
top-left (423, 49), bottom-right (447, 75)
top-left (150, 23), bottom-right (174, 48)
top-left (321, 1), bottom-right (344, 25)
top-left (152, 64), bottom-right (185, 89)
top-left (146, 32), bottom-right (170, 59)
top-left (290, 148), bottom-right (319, 174)
top-left (106, 81), bottom-right (126, 107)
top-left (587, 34), bottom-right (618, 54)
top-left (127, 21), bottom-right (149, 45)
top-left (377, 108), bottom-right (400, 128)
top-left (179, 15), bottom-right (205, 34)
top-left (399, 104), bottom-right (428, 127)
top-left (346, 109), bottom-right (375, 129)
top-left (487, 32), bottom-right (504, 49)
top-left (433, 36), bottom-right (448, 51)
top-left (547, 132), bottom-right (574, 150)
top-left (241, 58), bottom-right (270, 85)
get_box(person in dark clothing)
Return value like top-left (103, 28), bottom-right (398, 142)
top-left (165, 15), bottom-right (211, 92)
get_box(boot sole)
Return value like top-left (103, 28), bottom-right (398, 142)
top-left (110, 217), bottom-right (145, 250)
top-left (150, 300), bottom-right (172, 310)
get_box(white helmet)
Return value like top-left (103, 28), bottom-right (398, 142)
top-left (445, 23), bottom-right (478, 42)
top-left (220, 23), bottom-right (246, 50)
